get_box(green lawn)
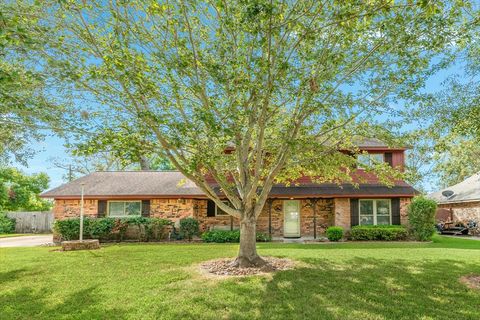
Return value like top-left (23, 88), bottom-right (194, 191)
top-left (1, 235), bottom-right (480, 320)
top-left (0, 234), bottom-right (29, 239)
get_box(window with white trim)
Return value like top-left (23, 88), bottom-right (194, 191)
top-left (108, 201), bottom-right (142, 217)
top-left (359, 199), bottom-right (391, 225)
top-left (215, 200), bottom-right (230, 216)
top-left (357, 153), bottom-right (384, 168)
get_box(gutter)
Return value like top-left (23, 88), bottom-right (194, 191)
top-left (436, 198), bottom-right (480, 205)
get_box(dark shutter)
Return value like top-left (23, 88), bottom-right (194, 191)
top-left (207, 200), bottom-right (216, 217)
top-left (98, 200), bottom-right (107, 218)
top-left (384, 152), bottom-right (393, 167)
top-left (350, 199), bottom-right (359, 227)
top-left (141, 200), bottom-right (151, 217)
top-left (391, 198), bottom-right (401, 225)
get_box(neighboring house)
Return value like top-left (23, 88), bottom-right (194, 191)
top-left (429, 173), bottom-right (480, 223)
top-left (41, 139), bottom-right (416, 239)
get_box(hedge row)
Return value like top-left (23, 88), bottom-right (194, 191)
top-left (350, 225), bottom-right (408, 241)
top-left (201, 230), bottom-right (271, 243)
top-left (54, 217), bottom-right (172, 242)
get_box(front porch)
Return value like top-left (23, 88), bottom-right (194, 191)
top-left (200, 198), bottom-right (351, 239)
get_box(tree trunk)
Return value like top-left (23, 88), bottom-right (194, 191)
top-left (139, 156), bottom-right (151, 170)
top-left (232, 217), bottom-right (266, 268)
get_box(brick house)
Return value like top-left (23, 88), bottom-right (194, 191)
top-left (41, 140), bottom-right (416, 239)
top-left (429, 173), bottom-right (480, 224)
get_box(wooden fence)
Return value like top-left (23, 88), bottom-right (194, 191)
top-left (6, 211), bottom-right (54, 233)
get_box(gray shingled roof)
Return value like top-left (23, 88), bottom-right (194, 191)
top-left (429, 173), bottom-right (480, 204)
top-left (41, 171), bottom-right (203, 198)
top-left (352, 137), bottom-right (407, 149)
top-left (41, 171), bottom-right (416, 199)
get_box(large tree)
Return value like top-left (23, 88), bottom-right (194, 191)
top-left (40, 0), bottom-right (470, 267)
top-left (0, 2), bottom-right (70, 165)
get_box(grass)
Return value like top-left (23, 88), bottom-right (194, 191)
top-left (0, 234), bottom-right (30, 239)
top-left (1, 235), bottom-right (479, 320)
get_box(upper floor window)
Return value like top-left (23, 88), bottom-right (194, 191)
top-left (108, 201), bottom-right (141, 217)
top-left (357, 153), bottom-right (384, 168)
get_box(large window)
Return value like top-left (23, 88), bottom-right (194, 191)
top-left (357, 153), bottom-right (384, 168)
top-left (359, 199), bottom-right (391, 225)
top-left (108, 201), bottom-right (141, 217)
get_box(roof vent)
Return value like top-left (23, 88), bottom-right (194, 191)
top-left (442, 190), bottom-right (455, 198)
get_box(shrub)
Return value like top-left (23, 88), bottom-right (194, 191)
top-left (201, 230), bottom-right (271, 243)
top-left (350, 225), bottom-right (408, 241)
top-left (408, 196), bottom-right (437, 241)
top-left (326, 226), bottom-right (344, 241)
top-left (54, 218), bottom-right (81, 240)
top-left (256, 232), bottom-right (272, 242)
top-left (145, 218), bottom-right (172, 241)
top-left (87, 218), bottom-right (116, 239)
top-left (0, 213), bottom-right (16, 234)
top-left (54, 217), bottom-right (173, 242)
top-left (179, 217), bottom-right (200, 241)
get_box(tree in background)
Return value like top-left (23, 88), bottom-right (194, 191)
top-left (39, 1), bottom-right (472, 267)
top-left (412, 18), bottom-right (480, 188)
top-left (431, 136), bottom-right (480, 187)
top-left (50, 122), bottom-right (175, 182)
top-left (67, 123), bottom-right (174, 171)
top-left (0, 167), bottom-right (51, 212)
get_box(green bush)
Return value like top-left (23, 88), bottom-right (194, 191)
top-left (54, 217), bottom-right (173, 242)
top-left (408, 196), bottom-right (437, 241)
top-left (0, 213), bottom-right (16, 234)
top-left (255, 232), bottom-right (272, 242)
top-left (350, 225), bottom-right (408, 241)
top-left (179, 217), bottom-right (200, 241)
top-left (201, 230), bottom-right (271, 243)
top-left (326, 226), bottom-right (344, 241)
top-left (145, 218), bottom-right (172, 241)
top-left (87, 218), bottom-right (116, 239)
top-left (54, 218), bottom-right (81, 240)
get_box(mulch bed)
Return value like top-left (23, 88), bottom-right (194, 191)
top-left (200, 257), bottom-right (295, 277)
top-left (460, 275), bottom-right (480, 290)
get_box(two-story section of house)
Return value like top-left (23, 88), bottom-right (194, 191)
top-left (41, 138), bottom-right (416, 239)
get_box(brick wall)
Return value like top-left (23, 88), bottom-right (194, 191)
top-left (53, 199), bottom-right (98, 220)
top-left (400, 197), bottom-right (411, 226)
top-left (52, 196), bottom-right (409, 238)
top-left (438, 201), bottom-right (480, 223)
top-left (150, 198), bottom-right (195, 226)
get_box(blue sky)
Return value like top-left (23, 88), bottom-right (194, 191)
top-left (15, 135), bottom-right (67, 189)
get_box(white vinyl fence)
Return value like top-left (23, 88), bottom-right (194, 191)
top-left (6, 211), bottom-right (54, 233)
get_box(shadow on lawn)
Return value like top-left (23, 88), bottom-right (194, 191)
top-left (0, 285), bottom-right (126, 319)
top-left (0, 269), bottom-right (28, 285)
top-left (173, 257), bottom-right (480, 320)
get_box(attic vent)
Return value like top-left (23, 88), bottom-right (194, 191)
top-left (442, 190), bottom-right (455, 198)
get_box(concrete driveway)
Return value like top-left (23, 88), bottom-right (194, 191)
top-left (0, 235), bottom-right (53, 248)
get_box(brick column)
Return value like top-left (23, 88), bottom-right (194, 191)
top-left (333, 198), bottom-right (351, 230)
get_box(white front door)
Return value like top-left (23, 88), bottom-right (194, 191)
top-left (284, 200), bottom-right (300, 237)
